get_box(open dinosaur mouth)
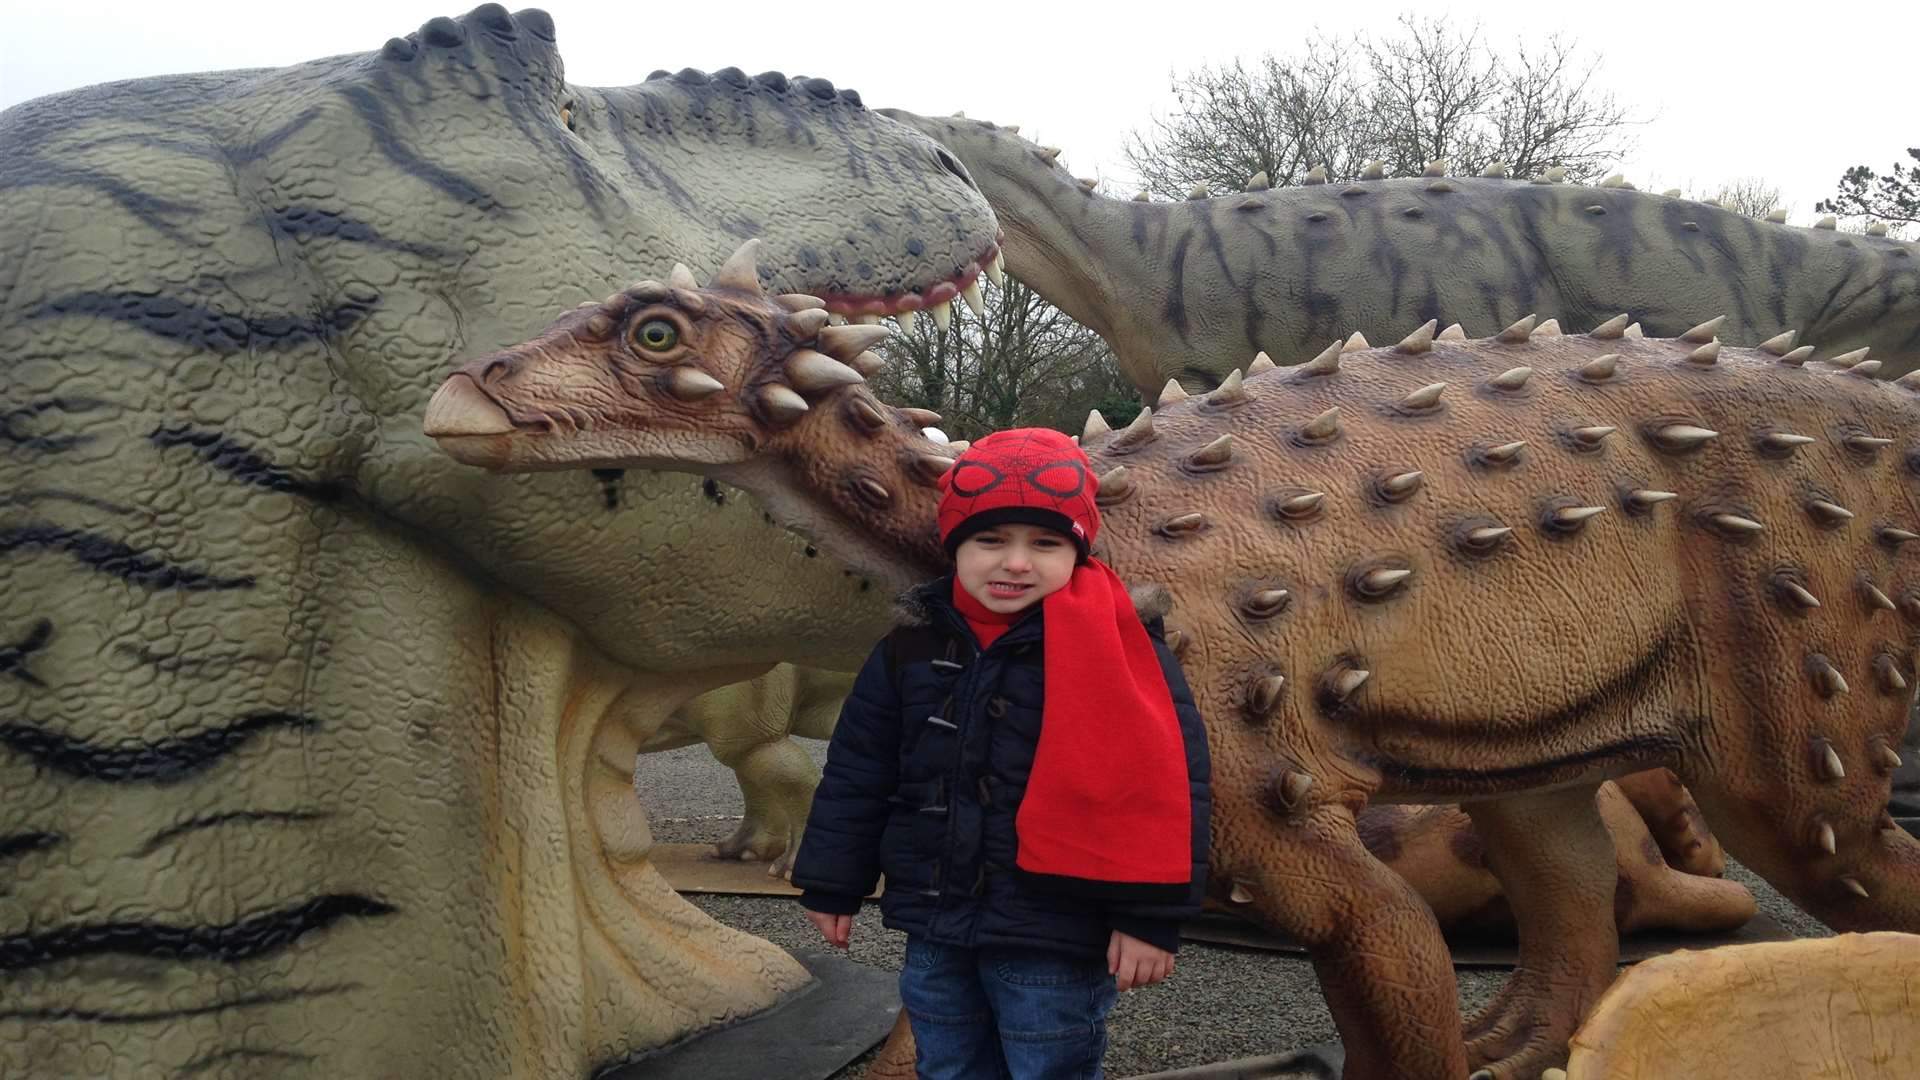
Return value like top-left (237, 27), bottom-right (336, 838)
top-left (817, 233), bottom-right (1005, 330)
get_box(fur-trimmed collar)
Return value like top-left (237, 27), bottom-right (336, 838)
top-left (891, 573), bottom-right (1172, 628)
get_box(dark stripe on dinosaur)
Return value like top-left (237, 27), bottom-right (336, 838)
top-left (1368, 732), bottom-right (1690, 787)
top-left (113, 642), bottom-right (277, 678)
top-left (0, 618), bottom-right (52, 687)
top-left (0, 894), bottom-right (394, 973)
top-left (0, 831), bottom-right (60, 861)
top-left (591, 468), bottom-right (623, 510)
top-left (138, 809), bottom-right (330, 856)
top-left (22, 292), bottom-right (375, 357)
top-left (59, 108), bottom-right (322, 169)
top-left (0, 164), bottom-right (200, 244)
top-left (265, 205), bottom-right (451, 259)
top-left (1, 397), bottom-right (110, 453)
top-left (149, 426), bottom-right (346, 503)
top-left (0, 983), bottom-right (360, 1026)
top-left (0, 711), bottom-right (315, 784)
top-left (0, 490), bottom-right (138, 514)
top-left (0, 525), bottom-right (255, 590)
top-left (179, 1048), bottom-right (317, 1076)
top-left (338, 85), bottom-right (499, 211)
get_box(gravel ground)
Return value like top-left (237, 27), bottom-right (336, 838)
top-left (639, 743), bottom-right (1829, 1078)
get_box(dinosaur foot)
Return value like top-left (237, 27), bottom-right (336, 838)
top-left (712, 816), bottom-right (791, 861)
top-left (1462, 969), bottom-right (1598, 1080)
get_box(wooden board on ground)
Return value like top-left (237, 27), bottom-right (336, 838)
top-left (1179, 910), bottom-right (1796, 967)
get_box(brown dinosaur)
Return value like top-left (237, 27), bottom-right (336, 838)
top-left (424, 243), bottom-right (1920, 1079)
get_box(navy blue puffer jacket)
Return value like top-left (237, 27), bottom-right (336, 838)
top-left (794, 574), bottom-right (1211, 956)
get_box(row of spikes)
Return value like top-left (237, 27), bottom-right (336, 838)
top-left (1077, 313), bottom-right (1915, 458)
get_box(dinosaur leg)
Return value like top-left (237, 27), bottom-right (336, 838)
top-left (1612, 767), bottom-right (1726, 876)
top-left (1234, 800), bottom-right (1466, 1080)
top-left (1459, 785), bottom-right (1619, 1079)
top-left (712, 736), bottom-right (818, 875)
top-left (1593, 781), bottom-right (1755, 935)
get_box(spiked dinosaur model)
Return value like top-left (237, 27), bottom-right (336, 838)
top-left (0, 9), bottom-right (1002, 1077)
top-left (428, 244), bottom-right (1920, 1080)
top-left (885, 111), bottom-right (1920, 390)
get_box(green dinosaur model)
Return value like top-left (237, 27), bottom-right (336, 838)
top-left (0, 7), bottom-right (1000, 1076)
top-left (429, 250), bottom-right (1920, 1080)
top-left (884, 111), bottom-right (1920, 392)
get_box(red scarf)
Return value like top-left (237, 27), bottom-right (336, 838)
top-left (951, 561), bottom-right (1190, 894)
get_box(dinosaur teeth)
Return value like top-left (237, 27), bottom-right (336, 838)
top-left (1839, 876), bottom-right (1870, 900)
top-left (1579, 354), bottom-right (1621, 381)
top-left (817, 324), bottom-right (892, 362)
top-left (1095, 465), bottom-right (1133, 505)
top-left (787, 349), bottom-right (866, 395)
top-left (1379, 471), bottom-right (1424, 499)
top-left (1651, 424), bottom-right (1719, 452)
top-left (1814, 737), bottom-right (1847, 777)
top-left (1710, 513), bottom-right (1764, 535)
top-left (930, 301), bottom-right (953, 332)
top-left (1278, 491), bottom-right (1326, 519)
top-left (1815, 820), bottom-right (1838, 856)
top-left (1589, 313), bottom-right (1631, 339)
top-left (759, 384), bottom-right (811, 423)
top-left (1399, 382), bottom-right (1447, 410)
top-left (1758, 330), bottom-right (1798, 356)
top-left (668, 263), bottom-right (699, 290)
top-left (1488, 367), bottom-right (1533, 391)
top-left (1807, 499), bottom-right (1854, 524)
top-left (1685, 341), bottom-right (1721, 366)
top-left (1496, 314), bottom-right (1538, 343)
top-left (1249, 351), bottom-right (1280, 375)
top-left (1762, 432), bottom-right (1816, 453)
top-left (961, 280), bottom-right (986, 316)
top-left (709, 238), bottom-right (765, 294)
top-left (1628, 489), bottom-right (1678, 509)
top-left (1300, 407), bottom-right (1342, 442)
top-left (986, 256), bottom-right (1006, 286)
top-left (1298, 342), bottom-right (1342, 376)
top-left (1250, 675), bottom-right (1287, 714)
top-left (1778, 346), bottom-right (1816, 365)
top-left (1862, 580), bottom-right (1897, 612)
top-left (775, 293), bottom-right (827, 312)
top-left (1680, 315), bottom-right (1727, 343)
top-left (894, 309), bottom-right (917, 334)
top-left (1082, 409), bottom-right (1111, 441)
top-left (1186, 434), bottom-right (1236, 470)
top-left (899, 407), bottom-right (942, 426)
top-left (1394, 320), bottom-right (1439, 354)
top-left (666, 367), bottom-right (726, 401)
top-left (1572, 425), bottom-right (1617, 445)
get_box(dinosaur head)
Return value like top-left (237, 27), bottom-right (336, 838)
top-left (427, 238), bottom-right (955, 587)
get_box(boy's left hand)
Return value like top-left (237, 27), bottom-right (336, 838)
top-left (1106, 930), bottom-right (1174, 991)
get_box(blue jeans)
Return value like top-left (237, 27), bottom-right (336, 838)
top-left (898, 937), bottom-right (1118, 1080)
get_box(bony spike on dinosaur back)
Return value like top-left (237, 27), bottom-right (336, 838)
top-left (432, 264), bottom-right (1920, 1080)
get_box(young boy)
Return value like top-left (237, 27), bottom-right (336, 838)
top-left (794, 427), bottom-right (1212, 1080)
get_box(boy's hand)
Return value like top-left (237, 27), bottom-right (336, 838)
top-left (806, 909), bottom-right (853, 949)
top-left (1106, 930), bottom-right (1174, 990)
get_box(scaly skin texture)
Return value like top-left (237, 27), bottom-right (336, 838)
top-left (431, 266), bottom-right (1920, 1079)
top-left (1563, 933), bottom-right (1920, 1079)
top-left (0, 8), bottom-right (998, 1077)
top-left (884, 111), bottom-right (1920, 391)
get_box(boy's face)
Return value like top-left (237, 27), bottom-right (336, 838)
top-left (955, 523), bottom-right (1078, 614)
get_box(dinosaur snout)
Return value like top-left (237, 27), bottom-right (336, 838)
top-left (424, 373), bottom-right (514, 438)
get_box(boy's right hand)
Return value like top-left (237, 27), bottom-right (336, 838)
top-left (806, 909), bottom-right (853, 949)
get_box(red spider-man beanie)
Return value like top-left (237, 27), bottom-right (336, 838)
top-left (937, 428), bottom-right (1100, 561)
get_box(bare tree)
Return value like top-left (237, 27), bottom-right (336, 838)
top-left (870, 278), bottom-right (1133, 441)
top-left (1688, 177), bottom-right (1787, 220)
top-left (1124, 15), bottom-right (1637, 199)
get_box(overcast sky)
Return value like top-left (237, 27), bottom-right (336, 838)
top-left (4, 1), bottom-right (1914, 223)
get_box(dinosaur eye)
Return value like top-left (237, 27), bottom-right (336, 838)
top-left (633, 318), bottom-right (679, 352)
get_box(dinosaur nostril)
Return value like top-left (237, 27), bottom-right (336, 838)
top-left (934, 148), bottom-right (974, 189)
top-left (484, 360), bottom-right (511, 383)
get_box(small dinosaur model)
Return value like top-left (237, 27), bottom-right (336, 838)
top-left (0, 8), bottom-right (999, 1076)
top-left (429, 244), bottom-right (1920, 1079)
top-left (883, 111), bottom-right (1920, 392)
